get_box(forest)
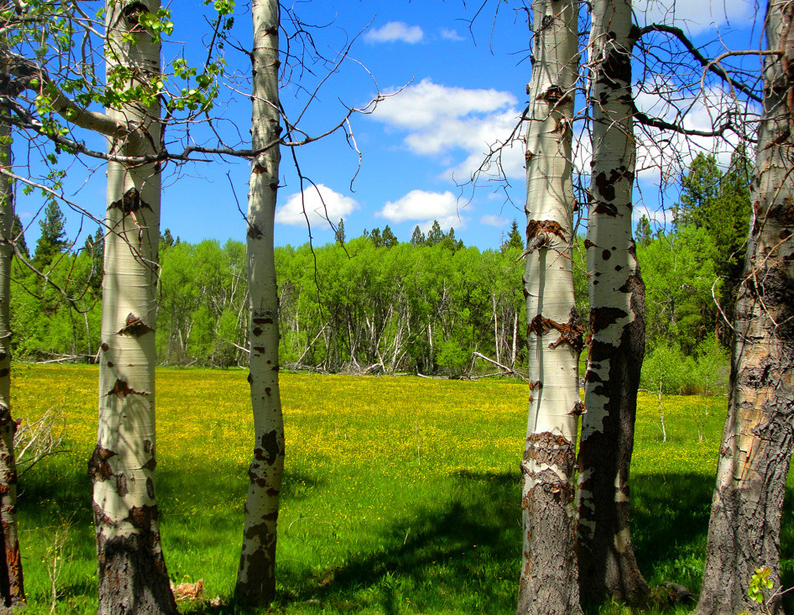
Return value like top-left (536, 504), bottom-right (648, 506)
top-left (12, 148), bottom-right (748, 396)
top-left (0, 0), bottom-right (791, 615)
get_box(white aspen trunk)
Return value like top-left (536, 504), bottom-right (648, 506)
top-left (517, 0), bottom-right (583, 612)
top-left (89, 2), bottom-right (176, 613)
top-left (0, 121), bottom-right (24, 608)
top-left (511, 311), bottom-right (519, 368)
top-left (576, 0), bottom-right (649, 603)
top-left (236, 0), bottom-right (285, 605)
top-left (493, 295), bottom-right (501, 364)
top-left (696, 2), bottom-right (794, 613)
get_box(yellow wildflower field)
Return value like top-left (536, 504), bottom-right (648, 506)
top-left (8, 365), bottom-right (752, 614)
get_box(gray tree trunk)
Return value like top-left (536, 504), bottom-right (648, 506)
top-left (577, 0), bottom-right (649, 604)
top-left (0, 122), bottom-right (24, 611)
top-left (235, 0), bottom-right (285, 606)
top-left (88, 2), bottom-right (176, 613)
top-left (695, 2), bottom-right (794, 613)
top-left (517, 0), bottom-right (583, 612)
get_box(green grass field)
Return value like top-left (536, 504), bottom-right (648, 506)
top-left (9, 365), bottom-right (794, 614)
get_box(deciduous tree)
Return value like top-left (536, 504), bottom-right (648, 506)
top-left (696, 1), bottom-right (794, 612)
top-left (517, 0), bottom-right (583, 611)
top-left (576, 0), bottom-right (649, 602)
top-left (89, 1), bottom-right (176, 612)
top-left (235, 0), bottom-right (285, 605)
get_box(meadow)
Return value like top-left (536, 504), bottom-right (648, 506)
top-left (9, 365), bottom-right (794, 614)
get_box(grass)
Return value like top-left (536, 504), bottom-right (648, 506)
top-left (8, 365), bottom-right (793, 614)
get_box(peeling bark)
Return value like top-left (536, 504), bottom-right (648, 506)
top-left (576, 0), bottom-right (648, 603)
top-left (696, 2), bottom-right (794, 614)
top-left (517, 0), bottom-right (583, 612)
top-left (235, 0), bottom-right (285, 607)
top-left (0, 121), bottom-right (24, 610)
top-left (90, 2), bottom-right (176, 613)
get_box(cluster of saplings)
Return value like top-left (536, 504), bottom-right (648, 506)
top-left (11, 152), bottom-right (749, 395)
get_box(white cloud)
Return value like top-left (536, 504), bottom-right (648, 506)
top-left (634, 0), bottom-right (754, 33)
top-left (371, 79), bottom-right (524, 181)
top-left (276, 184), bottom-right (358, 229)
top-left (480, 214), bottom-right (508, 227)
top-left (378, 190), bottom-right (463, 227)
top-left (633, 204), bottom-right (673, 227)
top-left (440, 28), bottom-right (465, 41)
top-left (364, 22), bottom-right (423, 44)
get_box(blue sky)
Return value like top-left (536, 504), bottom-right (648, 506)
top-left (16, 0), bottom-right (761, 253)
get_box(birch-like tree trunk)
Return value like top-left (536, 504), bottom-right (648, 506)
top-left (517, 0), bottom-right (583, 612)
top-left (0, 122), bottom-right (24, 610)
top-left (235, 0), bottom-right (285, 605)
top-left (88, 2), bottom-right (176, 613)
top-left (696, 2), bottom-right (794, 613)
top-left (576, 0), bottom-right (649, 603)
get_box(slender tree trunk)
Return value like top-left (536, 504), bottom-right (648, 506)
top-left (89, 2), bottom-right (176, 613)
top-left (235, 0), bottom-right (285, 606)
top-left (576, 0), bottom-right (649, 604)
top-left (696, 2), bottom-right (794, 613)
top-left (0, 121), bottom-right (24, 611)
top-left (517, 0), bottom-right (583, 612)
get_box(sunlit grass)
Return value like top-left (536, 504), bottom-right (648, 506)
top-left (9, 365), bottom-right (793, 614)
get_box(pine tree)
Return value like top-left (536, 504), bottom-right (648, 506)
top-left (11, 214), bottom-right (27, 258)
top-left (410, 226), bottom-right (425, 247)
top-left (426, 220), bottom-right (444, 246)
top-left (34, 201), bottom-right (67, 266)
top-left (501, 219), bottom-right (524, 252)
top-left (381, 225), bottom-right (398, 248)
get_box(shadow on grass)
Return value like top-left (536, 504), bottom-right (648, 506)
top-left (278, 470), bottom-right (522, 614)
top-left (631, 472), bottom-right (714, 578)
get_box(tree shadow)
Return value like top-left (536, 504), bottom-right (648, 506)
top-left (276, 469), bottom-right (522, 614)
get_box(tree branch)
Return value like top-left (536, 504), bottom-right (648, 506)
top-left (637, 24), bottom-right (764, 104)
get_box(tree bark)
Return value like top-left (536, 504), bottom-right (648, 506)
top-left (235, 0), bottom-right (285, 606)
top-left (89, 2), bottom-right (176, 613)
top-left (576, 0), bottom-right (649, 604)
top-left (696, 2), bottom-right (794, 613)
top-left (517, 0), bottom-right (583, 612)
top-left (0, 121), bottom-right (24, 612)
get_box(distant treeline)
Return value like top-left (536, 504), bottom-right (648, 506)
top-left (10, 152), bottom-right (750, 390)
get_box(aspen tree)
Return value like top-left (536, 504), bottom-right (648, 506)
top-left (517, 0), bottom-right (583, 612)
top-left (0, 123), bottom-right (24, 610)
top-left (576, 0), bottom-right (649, 602)
top-left (88, 1), bottom-right (176, 612)
top-left (696, 1), bottom-right (794, 612)
top-left (235, 0), bottom-right (285, 605)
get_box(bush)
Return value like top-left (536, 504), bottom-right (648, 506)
top-left (641, 339), bottom-right (730, 396)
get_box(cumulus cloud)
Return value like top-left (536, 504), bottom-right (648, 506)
top-left (480, 214), bottom-right (509, 227)
top-left (276, 184), bottom-right (358, 229)
top-left (378, 190), bottom-right (465, 230)
top-left (440, 28), bottom-right (465, 41)
top-left (364, 22), bottom-right (423, 44)
top-left (634, 0), bottom-right (754, 33)
top-left (371, 79), bottom-right (524, 180)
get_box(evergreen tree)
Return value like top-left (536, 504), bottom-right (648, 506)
top-left (34, 201), bottom-right (67, 266)
top-left (84, 228), bottom-right (104, 292)
top-left (410, 226), bottom-right (425, 247)
top-left (635, 215), bottom-right (653, 247)
top-left (381, 225), bottom-right (398, 248)
top-left (11, 215), bottom-right (28, 258)
top-left (426, 220), bottom-right (444, 246)
top-left (335, 218), bottom-right (346, 245)
top-left (676, 151), bottom-right (752, 343)
top-left (501, 219), bottom-right (524, 252)
top-left (161, 228), bottom-right (175, 248)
